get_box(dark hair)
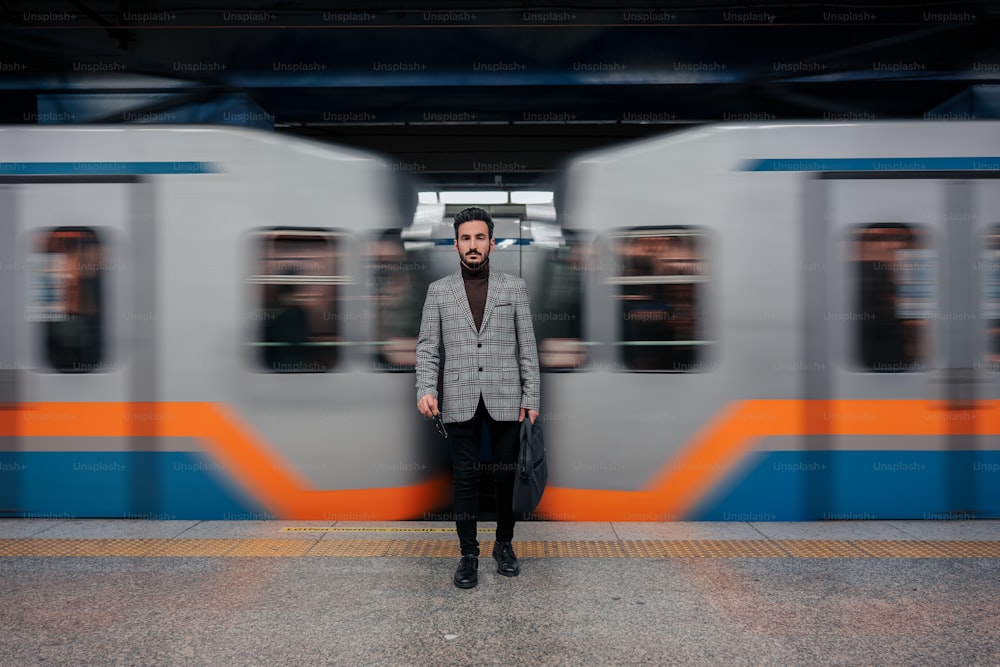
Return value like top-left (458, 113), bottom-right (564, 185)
top-left (453, 207), bottom-right (494, 239)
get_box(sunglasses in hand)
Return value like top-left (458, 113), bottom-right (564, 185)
top-left (431, 413), bottom-right (448, 439)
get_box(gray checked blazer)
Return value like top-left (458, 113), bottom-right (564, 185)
top-left (416, 270), bottom-right (540, 424)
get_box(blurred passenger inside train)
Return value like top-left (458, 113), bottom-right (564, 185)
top-left (854, 224), bottom-right (928, 371)
top-left (264, 283), bottom-right (309, 371)
top-left (618, 231), bottom-right (702, 372)
top-left (369, 230), bottom-right (428, 370)
top-left (256, 230), bottom-right (341, 373)
top-left (42, 229), bottom-right (103, 372)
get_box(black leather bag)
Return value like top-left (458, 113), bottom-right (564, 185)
top-left (512, 417), bottom-right (547, 515)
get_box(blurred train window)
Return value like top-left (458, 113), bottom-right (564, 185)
top-left (369, 230), bottom-right (429, 371)
top-left (612, 228), bottom-right (707, 372)
top-left (853, 224), bottom-right (931, 372)
top-left (535, 231), bottom-right (587, 370)
top-left (251, 230), bottom-right (343, 373)
top-left (31, 228), bottom-right (105, 373)
top-left (983, 226), bottom-right (1000, 370)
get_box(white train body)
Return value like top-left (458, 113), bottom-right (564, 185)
top-left (1, 122), bottom-right (997, 520)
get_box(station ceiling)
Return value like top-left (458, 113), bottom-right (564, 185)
top-left (1, 0), bottom-right (998, 188)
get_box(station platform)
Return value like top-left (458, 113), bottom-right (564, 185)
top-left (2, 519), bottom-right (998, 666)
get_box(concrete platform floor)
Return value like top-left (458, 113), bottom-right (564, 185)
top-left (1, 519), bottom-right (998, 666)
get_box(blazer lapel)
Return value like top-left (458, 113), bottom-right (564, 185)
top-left (448, 272), bottom-right (478, 333)
top-left (480, 271), bottom-right (500, 331)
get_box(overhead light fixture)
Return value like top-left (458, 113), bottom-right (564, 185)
top-left (510, 191), bottom-right (553, 204)
top-left (418, 191), bottom-right (556, 206)
top-left (439, 191), bottom-right (509, 204)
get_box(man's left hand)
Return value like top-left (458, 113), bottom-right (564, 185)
top-left (519, 408), bottom-right (539, 425)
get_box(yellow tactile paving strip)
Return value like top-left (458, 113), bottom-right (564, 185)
top-left (1, 538), bottom-right (999, 558)
top-left (774, 540), bottom-right (873, 559)
top-left (854, 540), bottom-right (1000, 559)
top-left (623, 540), bottom-right (789, 558)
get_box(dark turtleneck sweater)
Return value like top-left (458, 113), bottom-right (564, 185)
top-left (461, 258), bottom-right (490, 331)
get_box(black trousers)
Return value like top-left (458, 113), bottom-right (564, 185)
top-left (449, 395), bottom-right (520, 556)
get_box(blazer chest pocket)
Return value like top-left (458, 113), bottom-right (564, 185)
top-left (493, 302), bottom-right (515, 324)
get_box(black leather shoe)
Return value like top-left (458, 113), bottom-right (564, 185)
top-left (492, 541), bottom-right (520, 577)
top-left (454, 555), bottom-right (479, 588)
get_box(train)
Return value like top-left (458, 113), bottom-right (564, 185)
top-left (1, 121), bottom-right (998, 521)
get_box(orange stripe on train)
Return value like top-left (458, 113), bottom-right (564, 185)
top-left (535, 399), bottom-right (993, 521)
top-left (10, 402), bottom-right (450, 520)
top-left (6, 400), bottom-right (996, 520)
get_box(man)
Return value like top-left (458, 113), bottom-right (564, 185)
top-left (416, 207), bottom-right (540, 588)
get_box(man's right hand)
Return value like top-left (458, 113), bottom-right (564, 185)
top-left (417, 394), bottom-right (439, 418)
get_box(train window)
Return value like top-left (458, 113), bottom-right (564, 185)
top-left (369, 230), bottom-right (430, 371)
top-left (982, 226), bottom-right (1000, 371)
top-left (852, 224), bottom-right (931, 372)
top-left (251, 230), bottom-right (343, 373)
top-left (535, 231), bottom-right (587, 370)
top-left (612, 228), bottom-right (707, 372)
top-left (31, 228), bottom-right (106, 373)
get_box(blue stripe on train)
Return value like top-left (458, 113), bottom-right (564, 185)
top-left (0, 452), bottom-right (265, 520)
top-left (0, 162), bottom-right (217, 175)
top-left (5, 450), bottom-right (997, 521)
top-left (742, 157), bottom-right (1000, 172)
top-left (691, 450), bottom-right (1000, 521)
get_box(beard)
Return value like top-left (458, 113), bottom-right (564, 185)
top-left (461, 250), bottom-right (489, 271)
